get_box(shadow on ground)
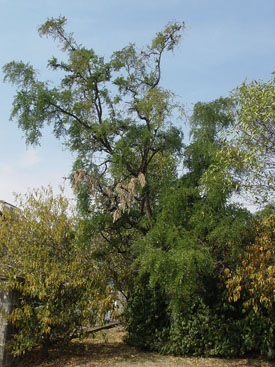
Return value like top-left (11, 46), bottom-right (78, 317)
top-left (17, 327), bottom-right (275, 367)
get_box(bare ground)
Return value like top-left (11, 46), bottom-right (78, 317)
top-left (17, 327), bottom-right (275, 367)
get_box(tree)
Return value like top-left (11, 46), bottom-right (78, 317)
top-left (183, 97), bottom-right (235, 187)
top-left (5, 18), bottom-right (273, 358)
top-left (203, 74), bottom-right (275, 205)
top-left (3, 16), bottom-right (184, 221)
top-left (126, 99), bottom-right (256, 357)
top-left (0, 187), bottom-right (111, 357)
top-left (3, 16), bottom-right (185, 298)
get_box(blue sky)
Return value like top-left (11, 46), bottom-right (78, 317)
top-left (0, 0), bottom-right (275, 205)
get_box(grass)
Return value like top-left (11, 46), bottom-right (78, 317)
top-left (17, 327), bottom-right (275, 367)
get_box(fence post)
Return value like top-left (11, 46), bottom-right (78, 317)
top-left (0, 277), bottom-right (16, 367)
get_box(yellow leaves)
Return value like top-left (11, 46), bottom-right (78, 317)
top-left (233, 292), bottom-right (240, 303)
top-left (1, 186), bottom-right (125, 356)
top-left (23, 305), bottom-right (32, 317)
top-left (225, 214), bottom-right (275, 312)
top-left (253, 304), bottom-right (258, 313)
top-left (9, 308), bottom-right (23, 323)
top-left (45, 326), bottom-right (51, 335)
top-left (224, 268), bottom-right (231, 277)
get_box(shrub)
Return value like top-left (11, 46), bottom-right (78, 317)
top-left (0, 187), bottom-right (110, 356)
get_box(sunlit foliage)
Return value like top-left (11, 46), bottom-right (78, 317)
top-left (0, 187), bottom-right (112, 356)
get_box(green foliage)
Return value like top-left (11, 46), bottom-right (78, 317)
top-left (3, 20), bottom-right (185, 302)
top-left (202, 74), bottom-right (275, 204)
top-left (3, 20), bottom-right (186, 337)
top-left (125, 98), bottom-right (273, 358)
top-left (125, 274), bottom-right (169, 350)
top-left (126, 173), bottom-right (256, 355)
top-left (127, 284), bottom-right (275, 358)
top-left (0, 187), bottom-right (111, 356)
top-left (159, 300), bottom-right (275, 358)
top-left (190, 97), bottom-right (235, 141)
top-left (183, 97), bottom-right (235, 188)
top-left (136, 185), bottom-right (216, 313)
top-left (3, 18), bottom-right (184, 198)
top-left (3, 16), bottom-right (274, 359)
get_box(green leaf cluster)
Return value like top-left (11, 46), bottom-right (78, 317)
top-left (202, 75), bottom-right (275, 204)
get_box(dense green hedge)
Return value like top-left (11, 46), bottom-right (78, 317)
top-left (126, 280), bottom-right (275, 358)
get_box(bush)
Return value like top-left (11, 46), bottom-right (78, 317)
top-left (125, 274), bottom-right (170, 350)
top-left (0, 187), bottom-right (110, 356)
top-left (126, 290), bottom-right (275, 358)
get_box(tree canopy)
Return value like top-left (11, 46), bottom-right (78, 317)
top-left (3, 17), bottom-right (184, 225)
top-left (202, 74), bottom-right (275, 205)
top-left (2, 17), bottom-right (275, 359)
